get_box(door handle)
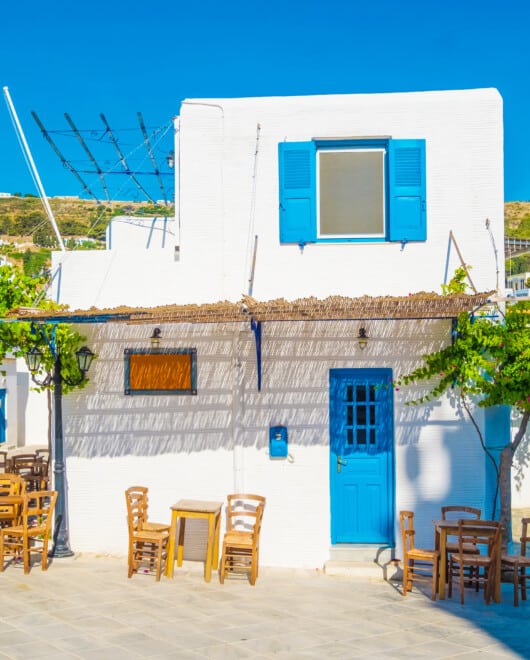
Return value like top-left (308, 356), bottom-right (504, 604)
top-left (337, 456), bottom-right (347, 473)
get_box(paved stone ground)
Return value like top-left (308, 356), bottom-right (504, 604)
top-left (0, 553), bottom-right (528, 659)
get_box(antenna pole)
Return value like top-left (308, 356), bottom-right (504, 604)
top-left (3, 86), bottom-right (65, 251)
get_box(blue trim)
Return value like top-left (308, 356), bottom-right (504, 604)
top-left (388, 139), bottom-right (427, 242)
top-left (329, 368), bottom-right (395, 545)
top-left (0, 389), bottom-right (5, 444)
top-left (251, 319), bottom-right (262, 391)
top-left (279, 138), bottom-right (427, 245)
top-left (278, 141), bottom-right (316, 244)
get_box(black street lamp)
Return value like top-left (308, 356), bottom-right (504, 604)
top-left (25, 343), bottom-right (94, 557)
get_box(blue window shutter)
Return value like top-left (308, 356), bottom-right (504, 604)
top-left (278, 141), bottom-right (316, 244)
top-left (388, 139), bottom-right (426, 242)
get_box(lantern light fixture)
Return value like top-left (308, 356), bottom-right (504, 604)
top-left (150, 327), bottom-right (162, 349)
top-left (357, 327), bottom-right (369, 350)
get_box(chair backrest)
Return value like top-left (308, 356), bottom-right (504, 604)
top-left (10, 454), bottom-right (39, 477)
top-left (520, 518), bottom-right (530, 556)
top-left (399, 510), bottom-right (416, 553)
top-left (0, 451), bottom-right (8, 471)
top-left (441, 505), bottom-right (481, 521)
top-left (21, 490), bottom-right (57, 535)
top-left (0, 472), bottom-right (26, 496)
top-left (125, 486), bottom-right (149, 534)
top-left (457, 519), bottom-right (501, 558)
top-left (226, 494), bottom-right (266, 538)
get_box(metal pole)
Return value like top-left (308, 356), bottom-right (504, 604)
top-left (50, 353), bottom-right (74, 557)
top-left (2, 87), bottom-right (66, 252)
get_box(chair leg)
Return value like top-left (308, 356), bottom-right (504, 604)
top-left (402, 561), bottom-right (409, 596)
top-left (155, 541), bottom-right (163, 582)
top-left (514, 564), bottom-right (519, 607)
top-left (459, 562), bottom-right (465, 605)
top-left (127, 540), bottom-right (134, 578)
top-left (41, 536), bottom-right (49, 571)
top-left (219, 546), bottom-right (226, 584)
top-left (23, 536), bottom-right (30, 575)
top-left (431, 559), bottom-right (438, 601)
top-left (249, 556), bottom-right (257, 586)
top-left (522, 567), bottom-right (527, 601)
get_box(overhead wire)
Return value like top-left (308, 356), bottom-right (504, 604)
top-left (138, 111), bottom-right (168, 204)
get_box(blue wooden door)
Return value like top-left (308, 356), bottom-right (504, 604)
top-left (329, 369), bottom-right (394, 544)
top-left (0, 389), bottom-right (5, 445)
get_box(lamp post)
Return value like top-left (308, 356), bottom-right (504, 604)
top-left (25, 343), bottom-right (94, 557)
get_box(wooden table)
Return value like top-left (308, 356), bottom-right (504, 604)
top-left (165, 499), bottom-right (222, 582)
top-left (434, 519), bottom-right (501, 602)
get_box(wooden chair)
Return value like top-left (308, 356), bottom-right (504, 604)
top-left (10, 454), bottom-right (42, 491)
top-left (448, 519), bottom-right (502, 605)
top-left (441, 505), bottom-right (481, 576)
top-left (399, 510), bottom-right (439, 600)
top-left (0, 451), bottom-right (9, 472)
top-left (124, 486), bottom-right (170, 533)
top-left (219, 493), bottom-right (266, 586)
top-left (501, 517), bottom-right (530, 606)
top-left (125, 487), bottom-right (169, 581)
top-left (0, 473), bottom-right (26, 528)
top-left (0, 490), bottom-right (57, 574)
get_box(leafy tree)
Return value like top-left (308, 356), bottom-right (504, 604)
top-left (22, 249), bottom-right (51, 278)
top-left (396, 297), bottom-right (530, 549)
top-left (0, 264), bottom-right (93, 395)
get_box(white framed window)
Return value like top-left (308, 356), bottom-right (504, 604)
top-left (279, 138), bottom-right (426, 246)
top-left (317, 148), bottom-right (386, 239)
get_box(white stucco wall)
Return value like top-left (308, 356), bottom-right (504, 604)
top-left (51, 88), bottom-right (504, 309)
top-left (42, 88), bottom-right (506, 567)
top-left (0, 358), bottom-right (48, 449)
top-left (62, 318), bottom-right (485, 565)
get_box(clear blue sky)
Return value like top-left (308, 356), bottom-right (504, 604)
top-left (1, 0), bottom-right (529, 202)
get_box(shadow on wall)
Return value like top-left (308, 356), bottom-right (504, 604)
top-left (61, 318), bottom-right (457, 461)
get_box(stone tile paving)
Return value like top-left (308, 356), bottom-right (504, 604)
top-left (0, 554), bottom-right (528, 659)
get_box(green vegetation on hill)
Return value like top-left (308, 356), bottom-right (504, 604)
top-left (0, 195), bottom-right (174, 276)
top-left (505, 202), bottom-right (530, 275)
top-left (0, 196), bottom-right (173, 241)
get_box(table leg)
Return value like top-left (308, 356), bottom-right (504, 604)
top-left (165, 510), bottom-right (178, 578)
top-left (204, 513), bottom-right (214, 582)
top-left (438, 529), bottom-right (447, 599)
top-left (212, 512), bottom-right (220, 569)
top-left (177, 516), bottom-right (186, 567)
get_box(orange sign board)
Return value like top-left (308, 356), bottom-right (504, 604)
top-left (124, 349), bottom-right (197, 395)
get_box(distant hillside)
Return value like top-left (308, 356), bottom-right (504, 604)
top-left (505, 201), bottom-right (530, 237)
top-left (0, 196), bottom-right (174, 243)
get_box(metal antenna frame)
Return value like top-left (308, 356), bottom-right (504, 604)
top-left (64, 113), bottom-right (110, 202)
top-left (100, 113), bottom-right (155, 203)
top-left (32, 111), bottom-right (99, 202)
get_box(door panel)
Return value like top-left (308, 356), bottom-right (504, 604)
top-left (330, 369), bottom-right (394, 544)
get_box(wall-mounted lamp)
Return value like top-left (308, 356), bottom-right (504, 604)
top-left (167, 150), bottom-right (175, 169)
top-left (150, 328), bottom-right (162, 349)
top-left (357, 327), bottom-right (369, 350)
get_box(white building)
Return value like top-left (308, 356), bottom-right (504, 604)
top-left (31, 88), bottom-right (512, 570)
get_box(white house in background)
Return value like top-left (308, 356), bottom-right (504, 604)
top-left (42, 87), bottom-right (513, 571)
